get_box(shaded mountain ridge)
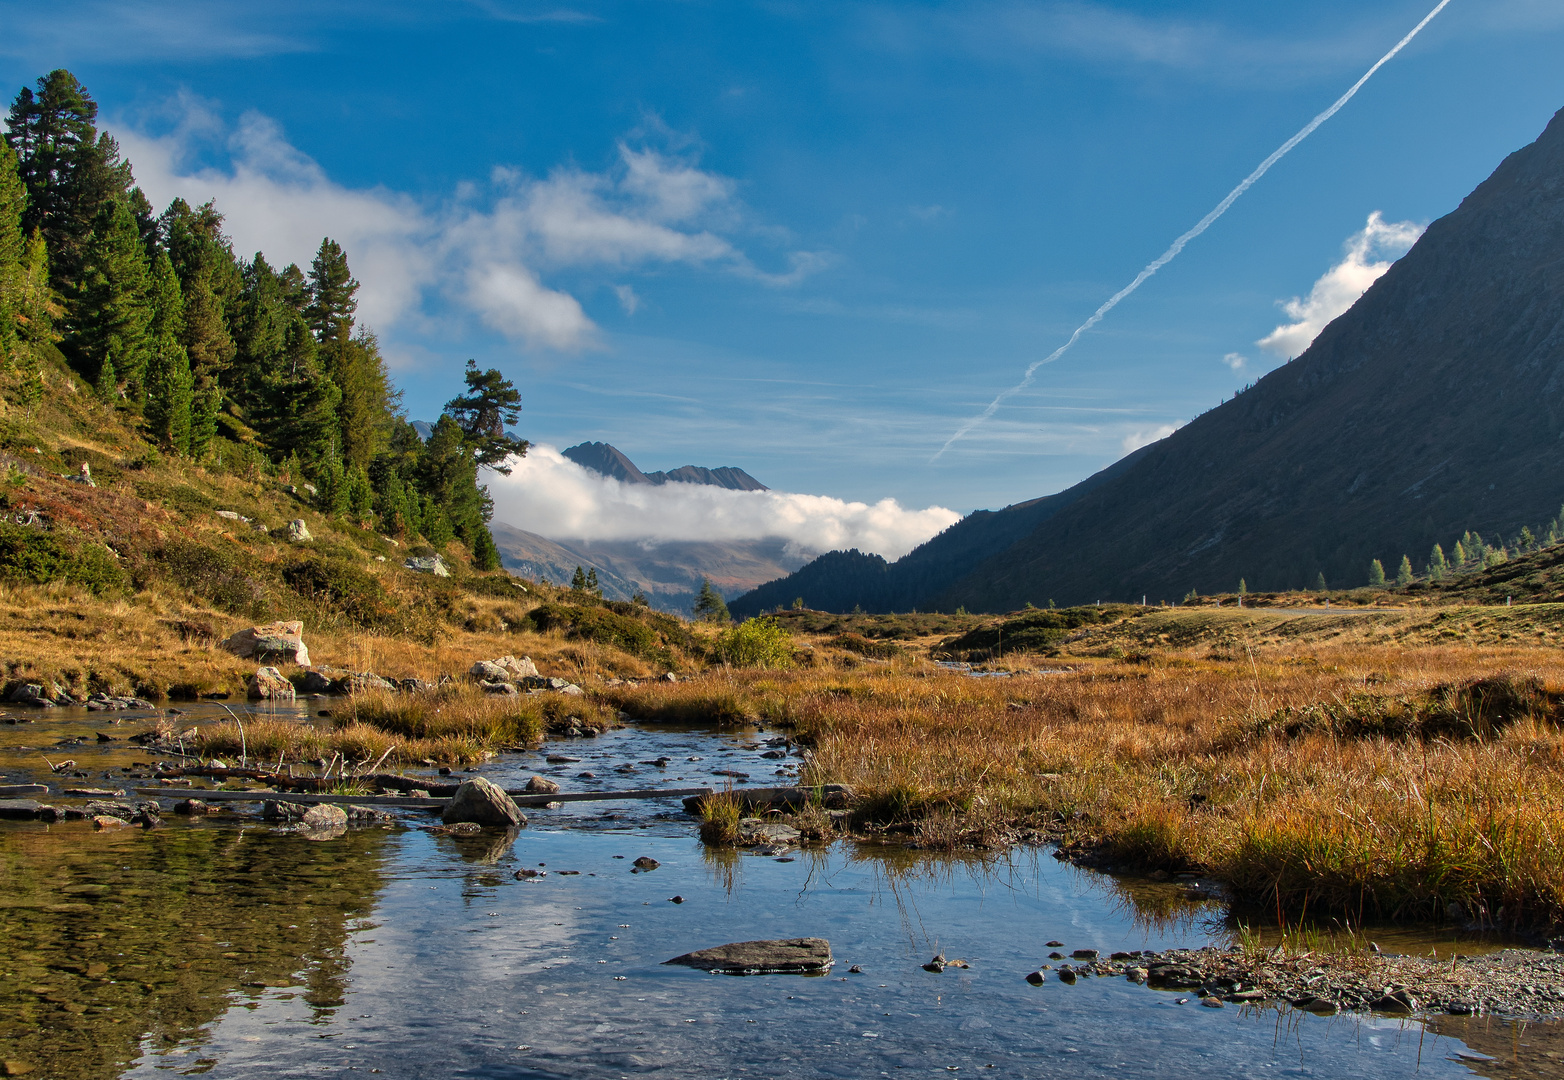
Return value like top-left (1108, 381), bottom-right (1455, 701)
top-left (735, 104), bottom-right (1564, 614)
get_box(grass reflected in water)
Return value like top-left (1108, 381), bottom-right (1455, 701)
top-left (0, 822), bottom-right (393, 1079)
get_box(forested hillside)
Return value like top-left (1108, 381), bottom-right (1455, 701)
top-left (0, 69), bottom-right (524, 564)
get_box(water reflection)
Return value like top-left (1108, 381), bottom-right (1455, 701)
top-left (0, 824), bottom-right (391, 1079)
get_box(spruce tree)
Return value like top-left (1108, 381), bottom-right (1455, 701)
top-left (693, 578), bottom-right (730, 622)
top-left (305, 238), bottom-right (358, 343)
top-left (1368, 559), bottom-right (1385, 587)
top-left (73, 196), bottom-right (152, 397)
top-left (143, 250), bottom-right (193, 452)
top-left (1396, 555), bottom-right (1414, 586)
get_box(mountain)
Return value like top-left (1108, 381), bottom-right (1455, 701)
top-left (561, 442), bottom-right (767, 491)
top-left (736, 104), bottom-right (1564, 614)
top-left (727, 448), bottom-right (1143, 617)
top-left (490, 523), bottom-right (809, 615)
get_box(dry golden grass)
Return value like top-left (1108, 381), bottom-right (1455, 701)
top-left (613, 646), bottom-right (1564, 927)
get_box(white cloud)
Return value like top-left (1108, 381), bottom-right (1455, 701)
top-left (485, 444), bottom-right (961, 559)
top-left (111, 103), bottom-right (822, 352)
top-left (1257, 211), bottom-right (1423, 359)
top-left (1120, 423), bottom-right (1179, 455)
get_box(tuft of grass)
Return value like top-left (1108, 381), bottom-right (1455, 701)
top-left (697, 789), bottom-right (743, 846)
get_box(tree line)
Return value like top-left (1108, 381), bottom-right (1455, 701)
top-left (0, 70), bottom-right (527, 567)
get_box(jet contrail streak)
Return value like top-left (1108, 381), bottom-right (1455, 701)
top-left (932, 0), bottom-right (1454, 461)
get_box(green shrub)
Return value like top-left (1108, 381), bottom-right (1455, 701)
top-left (0, 523), bottom-right (129, 594)
top-left (827, 632), bottom-right (902, 659)
top-left (713, 616), bottom-right (794, 669)
top-left (154, 538), bottom-right (265, 613)
top-left (525, 601), bottom-right (663, 659)
top-left (282, 556), bottom-right (399, 629)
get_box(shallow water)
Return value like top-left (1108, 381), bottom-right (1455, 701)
top-left (1, 704), bottom-right (1558, 1079)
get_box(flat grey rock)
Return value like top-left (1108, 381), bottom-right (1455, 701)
top-left (664, 937), bottom-right (833, 975)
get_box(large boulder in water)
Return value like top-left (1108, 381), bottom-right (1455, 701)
top-left (222, 621), bottom-right (310, 667)
top-left (442, 777), bottom-right (525, 828)
top-left (248, 666), bottom-right (296, 700)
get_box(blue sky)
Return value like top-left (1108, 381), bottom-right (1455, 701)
top-left (5, 0), bottom-right (1564, 520)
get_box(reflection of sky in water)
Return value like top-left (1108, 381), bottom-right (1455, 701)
top-left (124, 829), bottom-right (1488, 1079)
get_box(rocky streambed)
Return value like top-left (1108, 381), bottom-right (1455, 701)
top-left (1030, 944), bottom-right (1564, 1020)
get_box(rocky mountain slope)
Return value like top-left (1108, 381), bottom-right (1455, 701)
top-left (490, 524), bottom-right (808, 615)
top-left (562, 442), bottom-right (767, 491)
top-left (738, 104), bottom-right (1564, 613)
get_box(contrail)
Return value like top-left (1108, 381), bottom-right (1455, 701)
top-left (932, 0), bottom-right (1454, 461)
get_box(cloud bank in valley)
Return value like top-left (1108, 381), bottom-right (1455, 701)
top-left (1257, 211), bottom-right (1423, 358)
top-left (485, 445), bottom-right (961, 560)
top-left (114, 103), bottom-right (822, 352)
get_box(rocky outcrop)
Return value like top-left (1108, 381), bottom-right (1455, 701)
top-left (221, 621), bottom-right (310, 667)
top-left (405, 555), bottom-right (449, 577)
top-left (442, 777), bottom-right (525, 828)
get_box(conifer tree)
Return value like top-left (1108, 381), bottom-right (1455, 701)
top-left (143, 250), bottom-right (193, 452)
top-left (0, 141), bottom-right (24, 364)
top-left (445, 359), bottom-right (529, 471)
top-left (1396, 555), bottom-right (1414, 586)
top-left (73, 196), bottom-right (151, 397)
top-left (335, 328), bottom-right (397, 470)
top-left (305, 238), bottom-right (357, 344)
top-left (1368, 559), bottom-right (1385, 587)
top-left (693, 578), bottom-right (730, 622)
top-left (4, 70), bottom-right (133, 291)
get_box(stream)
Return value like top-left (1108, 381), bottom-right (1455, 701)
top-left (1, 702), bottom-right (1559, 1079)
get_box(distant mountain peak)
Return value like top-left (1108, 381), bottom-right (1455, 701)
top-left (562, 442), bottom-right (767, 491)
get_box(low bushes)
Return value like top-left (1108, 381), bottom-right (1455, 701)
top-left (0, 522), bottom-right (129, 595)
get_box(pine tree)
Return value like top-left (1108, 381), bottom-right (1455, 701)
top-left (143, 250), bottom-right (193, 452)
top-left (1368, 559), bottom-right (1385, 587)
top-left (73, 196), bottom-right (152, 397)
top-left (1396, 555), bottom-right (1414, 586)
top-left (693, 578), bottom-right (730, 622)
top-left (445, 359), bottom-right (529, 471)
top-left (1427, 543), bottom-right (1447, 582)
